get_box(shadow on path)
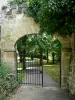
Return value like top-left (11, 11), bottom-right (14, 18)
top-left (11, 86), bottom-right (71, 100)
top-left (13, 60), bottom-right (71, 100)
top-left (11, 72), bottom-right (71, 100)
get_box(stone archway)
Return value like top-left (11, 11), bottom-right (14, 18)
top-left (14, 34), bottom-right (44, 86)
top-left (1, 9), bottom-right (72, 90)
top-left (1, 13), bottom-right (40, 75)
top-left (1, 15), bottom-right (40, 51)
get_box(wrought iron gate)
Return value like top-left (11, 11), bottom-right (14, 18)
top-left (16, 53), bottom-right (43, 87)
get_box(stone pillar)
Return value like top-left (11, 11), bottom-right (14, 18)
top-left (68, 33), bottom-right (75, 94)
top-left (61, 48), bottom-right (72, 89)
top-left (55, 34), bottom-right (72, 89)
top-left (2, 50), bottom-right (17, 76)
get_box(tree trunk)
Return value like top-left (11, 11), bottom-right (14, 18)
top-left (22, 50), bottom-right (26, 70)
top-left (40, 48), bottom-right (43, 66)
top-left (22, 36), bottom-right (27, 70)
top-left (31, 53), bottom-right (33, 60)
top-left (52, 52), bottom-right (55, 64)
top-left (47, 49), bottom-right (48, 63)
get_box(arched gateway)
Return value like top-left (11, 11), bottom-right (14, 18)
top-left (1, 6), bottom-right (72, 89)
top-left (15, 34), bottom-right (43, 86)
top-left (1, 7), bottom-right (40, 77)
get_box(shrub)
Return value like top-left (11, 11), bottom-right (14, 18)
top-left (0, 63), bottom-right (10, 78)
top-left (0, 63), bottom-right (18, 100)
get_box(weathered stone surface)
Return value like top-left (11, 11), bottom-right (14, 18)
top-left (61, 48), bottom-right (72, 89)
top-left (1, 7), bottom-right (75, 94)
top-left (68, 33), bottom-right (75, 94)
top-left (55, 33), bottom-right (72, 48)
top-left (55, 34), bottom-right (72, 89)
top-left (1, 9), bottom-right (40, 78)
top-left (1, 14), bottom-right (40, 51)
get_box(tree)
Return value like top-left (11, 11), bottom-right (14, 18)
top-left (41, 34), bottom-right (61, 63)
top-left (8, 0), bottom-right (75, 35)
top-left (18, 34), bottom-right (61, 64)
top-left (17, 36), bottom-right (27, 70)
top-left (8, 0), bottom-right (16, 5)
top-left (27, 0), bottom-right (75, 36)
top-left (8, 0), bottom-right (23, 5)
top-left (26, 0), bottom-right (41, 22)
top-left (26, 0), bottom-right (75, 66)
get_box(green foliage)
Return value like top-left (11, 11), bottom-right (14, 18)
top-left (0, 63), bottom-right (10, 78)
top-left (8, 0), bottom-right (23, 5)
top-left (26, 0), bottom-right (75, 35)
top-left (26, 0), bottom-right (41, 22)
top-left (17, 36), bottom-right (27, 54)
top-left (17, 39), bottom-right (23, 52)
top-left (8, 0), bottom-right (16, 5)
top-left (8, 0), bottom-right (75, 35)
top-left (0, 63), bottom-right (18, 100)
top-left (17, 34), bottom-right (61, 61)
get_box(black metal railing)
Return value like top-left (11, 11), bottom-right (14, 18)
top-left (16, 53), bottom-right (43, 86)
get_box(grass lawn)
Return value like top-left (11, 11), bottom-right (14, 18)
top-left (18, 72), bottom-right (24, 83)
top-left (43, 62), bottom-right (60, 84)
top-left (17, 62), bottom-right (25, 84)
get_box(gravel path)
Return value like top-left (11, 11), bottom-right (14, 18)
top-left (24, 60), bottom-right (59, 87)
top-left (10, 73), bottom-right (71, 100)
top-left (43, 72), bottom-right (59, 87)
top-left (11, 86), bottom-right (71, 100)
top-left (11, 60), bottom-right (71, 100)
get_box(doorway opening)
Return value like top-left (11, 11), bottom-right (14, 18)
top-left (15, 34), bottom-right (61, 87)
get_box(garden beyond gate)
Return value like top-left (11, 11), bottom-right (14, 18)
top-left (16, 49), bottom-right (43, 87)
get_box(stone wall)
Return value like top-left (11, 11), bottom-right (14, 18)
top-left (2, 51), bottom-right (16, 72)
top-left (61, 48), bottom-right (72, 89)
top-left (1, 9), bottom-right (40, 77)
top-left (1, 6), bottom-right (75, 94)
top-left (55, 34), bottom-right (72, 90)
top-left (68, 33), bottom-right (75, 94)
top-left (57, 34), bottom-right (75, 94)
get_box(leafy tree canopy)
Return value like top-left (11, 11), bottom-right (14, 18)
top-left (17, 34), bottom-right (61, 55)
top-left (8, 0), bottom-right (23, 5)
top-left (26, 0), bottom-right (75, 36)
top-left (8, 0), bottom-right (75, 36)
